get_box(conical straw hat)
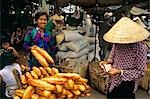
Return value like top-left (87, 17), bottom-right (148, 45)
top-left (56, 33), bottom-right (65, 45)
top-left (103, 17), bottom-right (150, 44)
top-left (50, 14), bottom-right (63, 21)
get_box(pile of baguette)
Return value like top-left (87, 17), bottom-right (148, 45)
top-left (14, 46), bottom-right (91, 99)
top-left (14, 66), bottom-right (91, 99)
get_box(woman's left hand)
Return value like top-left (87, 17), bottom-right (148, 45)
top-left (107, 68), bottom-right (121, 76)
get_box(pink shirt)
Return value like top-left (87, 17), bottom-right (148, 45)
top-left (108, 42), bottom-right (148, 93)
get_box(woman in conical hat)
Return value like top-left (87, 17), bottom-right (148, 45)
top-left (99, 17), bottom-right (149, 99)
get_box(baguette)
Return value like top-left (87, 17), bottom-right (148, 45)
top-left (28, 79), bottom-right (56, 91)
top-left (20, 65), bottom-right (26, 71)
top-left (55, 73), bottom-right (81, 79)
top-left (14, 96), bottom-right (20, 99)
top-left (77, 84), bottom-right (86, 91)
top-left (39, 67), bottom-right (48, 75)
top-left (67, 79), bottom-right (74, 89)
top-left (34, 45), bottom-right (54, 64)
top-left (26, 72), bottom-right (33, 79)
top-left (39, 96), bottom-right (47, 99)
top-left (15, 89), bottom-right (25, 97)
top-left (49, 94), bottom-right (57, 99)
top-left (31, 94), bottom-right (39, 99)
top-left (22, 86), bottom-right (35, 99)
top-left (31, 71), bottom-right (38, 79)
top-left (31, 49), bottom-right (49, 67)
top-left (75, 78), bottom-right (88, 84)
top-left (36, 88), bottom-right (51, 97)
top-left (32, 66), bottom-right (41, 77)
top-left (41, 77), bottom-right (67, 84)
top-left (56, 85), bottom-right (63, 93)
top-left (44, 67), bottom-right (52, 75)
top-left (72, 90), bottom-right (81, 96)
top-left (51, 67), bottom-right (59, 74)
top-left (20, 75), bottom-right (27, 84)
top-left (67, 90), bottom-right (73, 98)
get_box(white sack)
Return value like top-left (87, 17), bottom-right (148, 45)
top-left (66, 39), bottom-right (89, 53)
top-left (64, 47), bottom-right (90, 58)
top-left (58, 42), bottom-right (69, 51)
top-left (56, 51), bottom-right (67, 59)
top-left (84, 36), bottom-right (98, 44)
top-left (63, 30), bottom-right (83, 41)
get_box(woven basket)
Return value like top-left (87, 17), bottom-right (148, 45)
top-left (89, 60), bottom-right (109, 94)
top-left (59, 59), bottom-right (89, 77)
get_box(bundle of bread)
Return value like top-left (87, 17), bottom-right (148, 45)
top-left (31, 45), bottom-right (54, 67)
top-left (20, 65), bottom-right (30, 73)
top-left (14, 66), bottom-right (91, 99)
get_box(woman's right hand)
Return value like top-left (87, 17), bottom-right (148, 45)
top-left (99, 61), bottom-right (108, 70)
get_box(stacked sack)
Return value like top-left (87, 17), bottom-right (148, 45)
top-left (56, 30), bottom-right (90, 77)
top-left (56, 28), bottom-right (100, 62)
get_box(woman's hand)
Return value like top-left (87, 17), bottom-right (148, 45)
top-left (107, 68), bottom-right (121, 76)
top-left (99, 61), bottom-right (108, 71)
top-left (7, 47), bottom-right (14, 51)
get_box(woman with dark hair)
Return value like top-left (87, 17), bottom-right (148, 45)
top-left (23, 12), bottom-right (57, 69)
top-left (11, 25), bottom-right (24, 50)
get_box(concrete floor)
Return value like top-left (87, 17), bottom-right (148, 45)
top-left (79, 88), bottom-right (150, 99)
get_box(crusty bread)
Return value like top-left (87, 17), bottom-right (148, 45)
top-left (32, 67), bottom-right (41, 77)
top-left (36, 88), bottom-right (51, 97)
top-left (15, 89), bottom-right (25, 97)
top-left (20, 75), bottom-right (27, 84)
top-left (22, 86), bottom-right (35, 99)
top-left (34, 45), bottom-right (54, 64)
top-left (41, 77), bottom-right (67, 84)
top-left (31, 94), bottom-right (39, 99)
top-left (31, 71), bottom-right (38, 79)
top-left (26, 72), bottom-right (33, 79)
top-left (28, 79), bottom-right (56, 91)
top-left (31, 50), bottom-right (49, 67)
top-left (14, 96), bottom-right (20, 99)
top-left (55, 73), bottom-right (81, 79)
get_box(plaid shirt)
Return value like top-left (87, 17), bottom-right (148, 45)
top-left (23, 27), bottom-right (57, 59)
top-left (108, 42), bottom-right (148, 93)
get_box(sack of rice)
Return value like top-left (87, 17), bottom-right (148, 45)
top-left (66, 39), bottom-right (89, 53)
top-left (63, 30), bottom-right (83, 41)
top-left (64, 47), bottom-right (90, 58)
top-left (56, 51), bottom-right (67, 59)
top-left (84, 36), bottom-right (99, 44)
top-left (58, 42), bottom-right (69, 51)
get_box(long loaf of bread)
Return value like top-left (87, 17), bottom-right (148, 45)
top-left (31, 49), bottom-right (49, 67)
top-left (41, 77), bottom-right (67, 84)
top-left (28, 79), bottom-right (56, 91)
top-left (33, 45), bottom-right (54, 64)
top-left (22, 86), bottom-right (35, 99)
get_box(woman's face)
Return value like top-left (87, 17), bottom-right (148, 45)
top-left (37, 15), bottom-right (47, 29)
top-left (2, 42), bottom-right (9, 49)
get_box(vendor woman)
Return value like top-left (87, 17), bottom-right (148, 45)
top-left (99, 17), bottom-right (149, 99)
top-left (23, 12), bottom-right (57, 69)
